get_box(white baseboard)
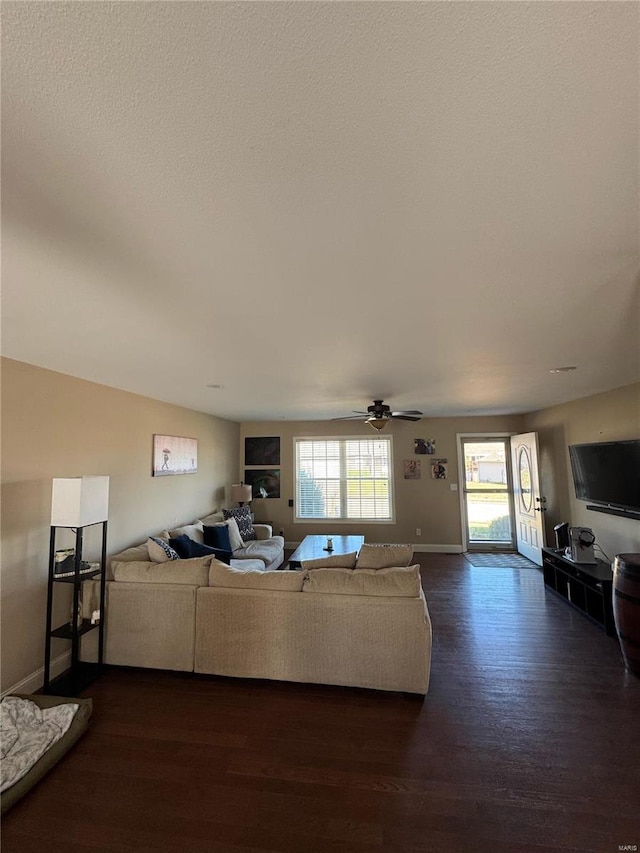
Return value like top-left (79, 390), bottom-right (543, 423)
top-left (2, 650), bottom-right (71, 698)
top-left (413, 544), bottom-right (464, 554)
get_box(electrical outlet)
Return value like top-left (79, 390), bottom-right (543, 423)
top-left (416, 528), bottom-right (421, 536)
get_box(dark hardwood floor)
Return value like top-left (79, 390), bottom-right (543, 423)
top-left (3, 554), bottom-right (639, 852)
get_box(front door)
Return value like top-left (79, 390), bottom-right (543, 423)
top-left (510, 432), bottom-right (545, 565)
top-left (460, 437), bottom-right (515, 550)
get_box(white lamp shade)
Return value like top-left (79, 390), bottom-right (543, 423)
top-left (51, 477), bottom-right (110, 527)
top-left (230, 483), bottom-right (252, 505)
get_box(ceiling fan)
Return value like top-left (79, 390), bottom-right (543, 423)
top-left (333, 400), bottom-right (423, 431)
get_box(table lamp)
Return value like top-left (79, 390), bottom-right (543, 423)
top-left (230, 482), bottom-right (252, 507)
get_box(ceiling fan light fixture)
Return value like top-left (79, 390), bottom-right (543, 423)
top-left (331, 399), bottom-right (422, 426)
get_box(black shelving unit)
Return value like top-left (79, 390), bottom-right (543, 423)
top-left (541, 546), bottom-right (615, 635)
top-left (44, 520), bottom-right (108, 695)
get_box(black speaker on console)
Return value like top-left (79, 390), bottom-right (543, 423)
top-left (554, 522), bottom-right (570, 551)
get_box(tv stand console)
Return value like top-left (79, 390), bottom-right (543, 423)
top-left (541, 547), bottom-right (615, 635)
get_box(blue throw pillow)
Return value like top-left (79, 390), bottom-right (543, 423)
top-left (169, 534), bottom-right (232, 565)
top-left (203, 524), bottom-right (232, 552)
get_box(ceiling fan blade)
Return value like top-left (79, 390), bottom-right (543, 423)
top-left (331, 415), bottom-right (368, 421)
top-left (333, 401), bottom-right (422, 424)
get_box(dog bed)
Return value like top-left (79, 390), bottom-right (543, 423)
top-left (1, 693), bottom-right (93, 814)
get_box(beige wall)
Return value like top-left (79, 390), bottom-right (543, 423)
top-left (1, 358), bottom-right (240, 693)
top-left (4, 355), bottom-right (637, 693)
top-left (240, 415), bottom-right (525, 547)
top-left (524, 382), bottom-right (640, 559)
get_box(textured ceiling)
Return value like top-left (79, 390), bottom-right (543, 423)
top-left (2, 1), bottom-right (639, 422)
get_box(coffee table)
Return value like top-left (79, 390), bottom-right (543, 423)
top-left (288, 534), bottom-right (365, 569)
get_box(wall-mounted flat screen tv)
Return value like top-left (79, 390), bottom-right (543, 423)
top-left (568, 440), bottom-right (640, 518)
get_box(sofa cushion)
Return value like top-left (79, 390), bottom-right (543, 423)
top-left (111, 557), bottom-right (212, 586)
top-left (203, 524), bottom-right (232, 553)
top-left (223, 507), bottom-right (256, 542)
top-left (109, 543), bottom-right (150, 564)
top-left (198, 511), bottom-right (225, 526)
top-left (169, 535), bottom-right (232, 565)
top-left (303, 565), bottom-right (421, 597)
top-left (168, 522), bottom-right (205, 544)
top-left (355, 543), bottom-right (414, 570)
top-left (233, 536), bottom-right (284, 565)
top-left (229, 558), bottom-right (266, 572)
top-left (147, 537), bottom-right (180, 563)
top-left (300, 551), bottom-right (358, 570)
top-left (208, 561), bottom-right (306, 591)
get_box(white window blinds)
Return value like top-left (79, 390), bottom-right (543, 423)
top-left (295, 436), bottom-right (394, 521)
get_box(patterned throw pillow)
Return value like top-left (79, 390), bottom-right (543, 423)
top-left (147, 537), bottom-right (180, 563)
top-left (223, 507), bottom-right (256, 542)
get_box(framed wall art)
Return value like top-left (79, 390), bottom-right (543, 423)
top-left (245, 436), bottom-right (281, 466)
top-left (152, 435), bottom-right (198, 476)
top-left (431, 459), bottom-right (448, 480)
top-left (404, 459), bottom-right (421, 480)
top-left (243, 468), bottom-right (281, 498)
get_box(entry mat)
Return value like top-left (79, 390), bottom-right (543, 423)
top-left (464, 552), bottom-right (540, 569)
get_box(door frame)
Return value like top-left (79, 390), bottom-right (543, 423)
top-left (456, 432), bottom-right (517, 553)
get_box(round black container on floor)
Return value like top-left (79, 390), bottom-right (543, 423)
top-left (613, 553), bottom-right (640, 676)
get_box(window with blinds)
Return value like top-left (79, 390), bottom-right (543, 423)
top-left (294, 436), bottom-right (394, 522)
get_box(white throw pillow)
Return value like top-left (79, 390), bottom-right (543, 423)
top-left (168, 522), bottom-right (204, 544)
top-left (223, 517), bottom-right (244, 551)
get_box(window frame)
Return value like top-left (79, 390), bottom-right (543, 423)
top-left (293, 435), bottom-right (396, 525)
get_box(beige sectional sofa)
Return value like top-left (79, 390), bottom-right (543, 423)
top-left (86, 538), bottom-right (432, 695)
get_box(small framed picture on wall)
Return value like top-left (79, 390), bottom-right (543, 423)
top-left (404, 459), bottom-right (421, 479)
top-left (431, 459), bottom-right (447, 480)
